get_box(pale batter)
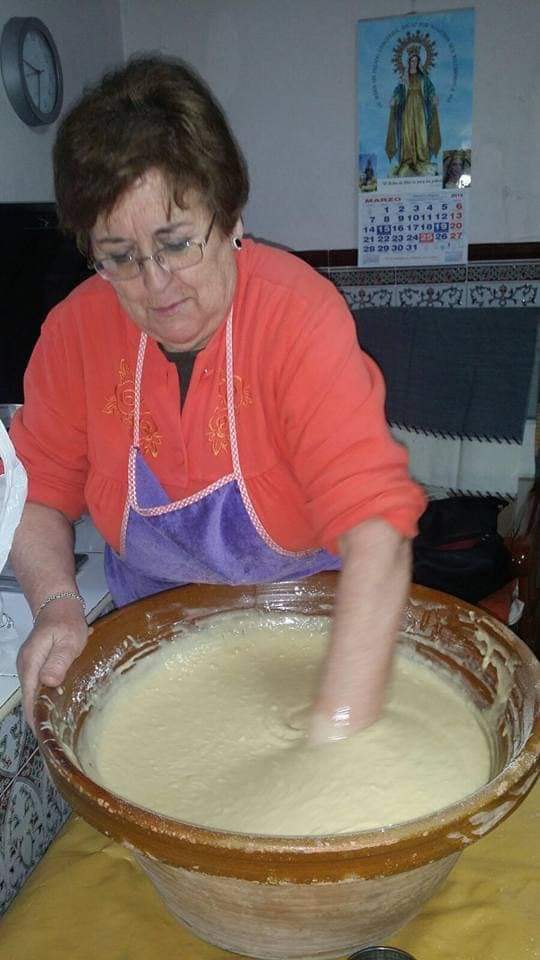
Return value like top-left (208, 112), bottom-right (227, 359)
top-left (78, 612), bottom-right (492, 836)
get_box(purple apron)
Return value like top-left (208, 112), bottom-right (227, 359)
top-left (105, 311), bottom-right (340, 606)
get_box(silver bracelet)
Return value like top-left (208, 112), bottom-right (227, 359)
top-left (33, 591), bottom-right (86, 625)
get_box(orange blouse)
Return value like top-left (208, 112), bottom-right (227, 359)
top-left (11, 239), bottom-right (425, 554)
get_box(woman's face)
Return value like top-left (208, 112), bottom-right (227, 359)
top-left (90, 169), bottom-right (240, 351)
top-left (448, 157), bottom-right (463, 180)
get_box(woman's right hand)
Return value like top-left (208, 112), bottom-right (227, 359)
top-left (16, 600), bottom-right (89, 733)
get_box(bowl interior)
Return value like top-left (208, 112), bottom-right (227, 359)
top-left (36, 575), bottom-right (539, 879)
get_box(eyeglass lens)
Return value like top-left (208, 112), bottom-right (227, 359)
top-left (97, 242), bottom-right (203, 280)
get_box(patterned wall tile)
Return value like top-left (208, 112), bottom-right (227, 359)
top-left (340, 285), bottom-right (395, 309)
top-left (0, 698), bottom-right (71, 916)
top-left (0, 771), bottom-right (46, 909)
top-left (42, 762), bottom-right (71, 842)
top-left (467, 281), bottom-right (539, 307)
top-left (326, 266), bottom-right (396, 287)
top-left (324, 259), bottom-right (539, 312)
top-left (0, 704), bottom-right (36, 787)
top-left (0, 843), bottom-right (9, 915)
top-left (396, 283), bottom-right (466, 308)
top-left (467, 261), bottom-right (540, 283)
top-left (0, 767), bottom-right (12, 802)
top-left (19, 749), bottom-right (70, 837)
top-left (395, 264), bottom-right (467, 285)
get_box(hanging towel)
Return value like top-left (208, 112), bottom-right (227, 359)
top-left (353, 306), bottom-right (539, 499)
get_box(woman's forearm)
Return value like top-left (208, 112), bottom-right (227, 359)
top-left (10, 502), bottom-right (89, 731)
top-left (10, 502), bottom-right (78, 614)
top-left (311, 517), bottom-right (411, 743)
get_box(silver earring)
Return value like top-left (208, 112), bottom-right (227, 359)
top-left (231, 236), bottom-right (242, 250)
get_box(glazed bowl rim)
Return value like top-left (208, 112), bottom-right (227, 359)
top-left (35, 580), bottom-right (540, 869)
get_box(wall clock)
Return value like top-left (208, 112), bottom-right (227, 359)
top-left (1, 17), bottom-right (63, 127)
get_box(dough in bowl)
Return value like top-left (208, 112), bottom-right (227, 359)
top-left (78, 611), bottom-right (492, 836)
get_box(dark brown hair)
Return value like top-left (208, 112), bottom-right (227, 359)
top-left (54, 56), bottom-right (249, 253)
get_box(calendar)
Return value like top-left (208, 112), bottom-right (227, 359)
top-left (359, 190), bottom-right (469, 267)
top-left (357, 10), bottom-right (474, 268)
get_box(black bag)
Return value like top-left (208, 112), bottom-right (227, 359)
top-left (412, 497), bottom-right (512, 604)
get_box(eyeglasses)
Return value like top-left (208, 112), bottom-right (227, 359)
top-left (89, 213), bottom-right (216, 282)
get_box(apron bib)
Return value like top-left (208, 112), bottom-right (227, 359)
top-left (105, 311), bottom-right (340, 606)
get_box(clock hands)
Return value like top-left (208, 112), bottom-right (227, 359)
top-left (23, 57), bottom-right (44, 108)
top-left (23, 57), bottom-right (42, 74)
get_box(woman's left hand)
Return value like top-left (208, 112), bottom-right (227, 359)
top-left (310, 518), bottom-right (411, 744)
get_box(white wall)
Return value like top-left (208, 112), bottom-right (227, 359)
top-left (3, 1), bottom-right (537, 246)
top-left (0, 0), bottom-right (124, 201)
top-left (120, 0), bottom-right (540, 250)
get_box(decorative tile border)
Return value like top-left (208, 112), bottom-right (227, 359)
top-left (0, 703), bottom-right (35, 784)
top-left (327, 264), bottom-right (470, 286)
top-left (0, 592), bottom-right (111, 916)
top-left (395, 283), bottom-right (466, 308)
top-left (394, 265), bottom-right (469, 284)
top-left (467, 262), bottom-right (540, 282)
top-left (0, 738), bottom-right (70, 916)
top-left (468, 282), bottom-right (538, 308)
top-left (324, 260), bottom-right (540, 309)
top-left (1, 774), bottom-right (46, 905)
top-left (340, 285), bottom-right (394, 309)
top-left (323, 266), bottom-right (397, 287)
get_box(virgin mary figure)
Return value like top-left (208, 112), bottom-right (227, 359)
top-left (385, 46), bottom-right (441, 177)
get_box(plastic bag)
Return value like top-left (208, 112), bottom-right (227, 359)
top-left (0, 419), bottom-right (27, 573)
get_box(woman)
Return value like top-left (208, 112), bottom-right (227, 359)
top-left (11, 57), bottom-right (425, 741)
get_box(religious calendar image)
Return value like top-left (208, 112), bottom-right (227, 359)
top-left (359, 190), bottom-right (469, 266)
top-left (357, 10), bottom-right (474, 268)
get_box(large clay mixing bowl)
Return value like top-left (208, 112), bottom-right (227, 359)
top-left (36, 575), bottom-right (539, 960)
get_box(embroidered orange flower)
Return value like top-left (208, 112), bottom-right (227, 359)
top-left (103, 360), bottom-right (134, 423)
top-left (139, 413), bottom-right (161, 459)
top-left (103, 359), bottom-right (162, 458)
top-left (207, 375), bottom-right (252, 456)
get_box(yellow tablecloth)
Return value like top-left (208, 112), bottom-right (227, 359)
top-left (2, 787), bottom-right (539, 960)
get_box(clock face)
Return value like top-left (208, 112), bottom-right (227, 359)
top-left (22, 28), bottom-right (58, 115)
